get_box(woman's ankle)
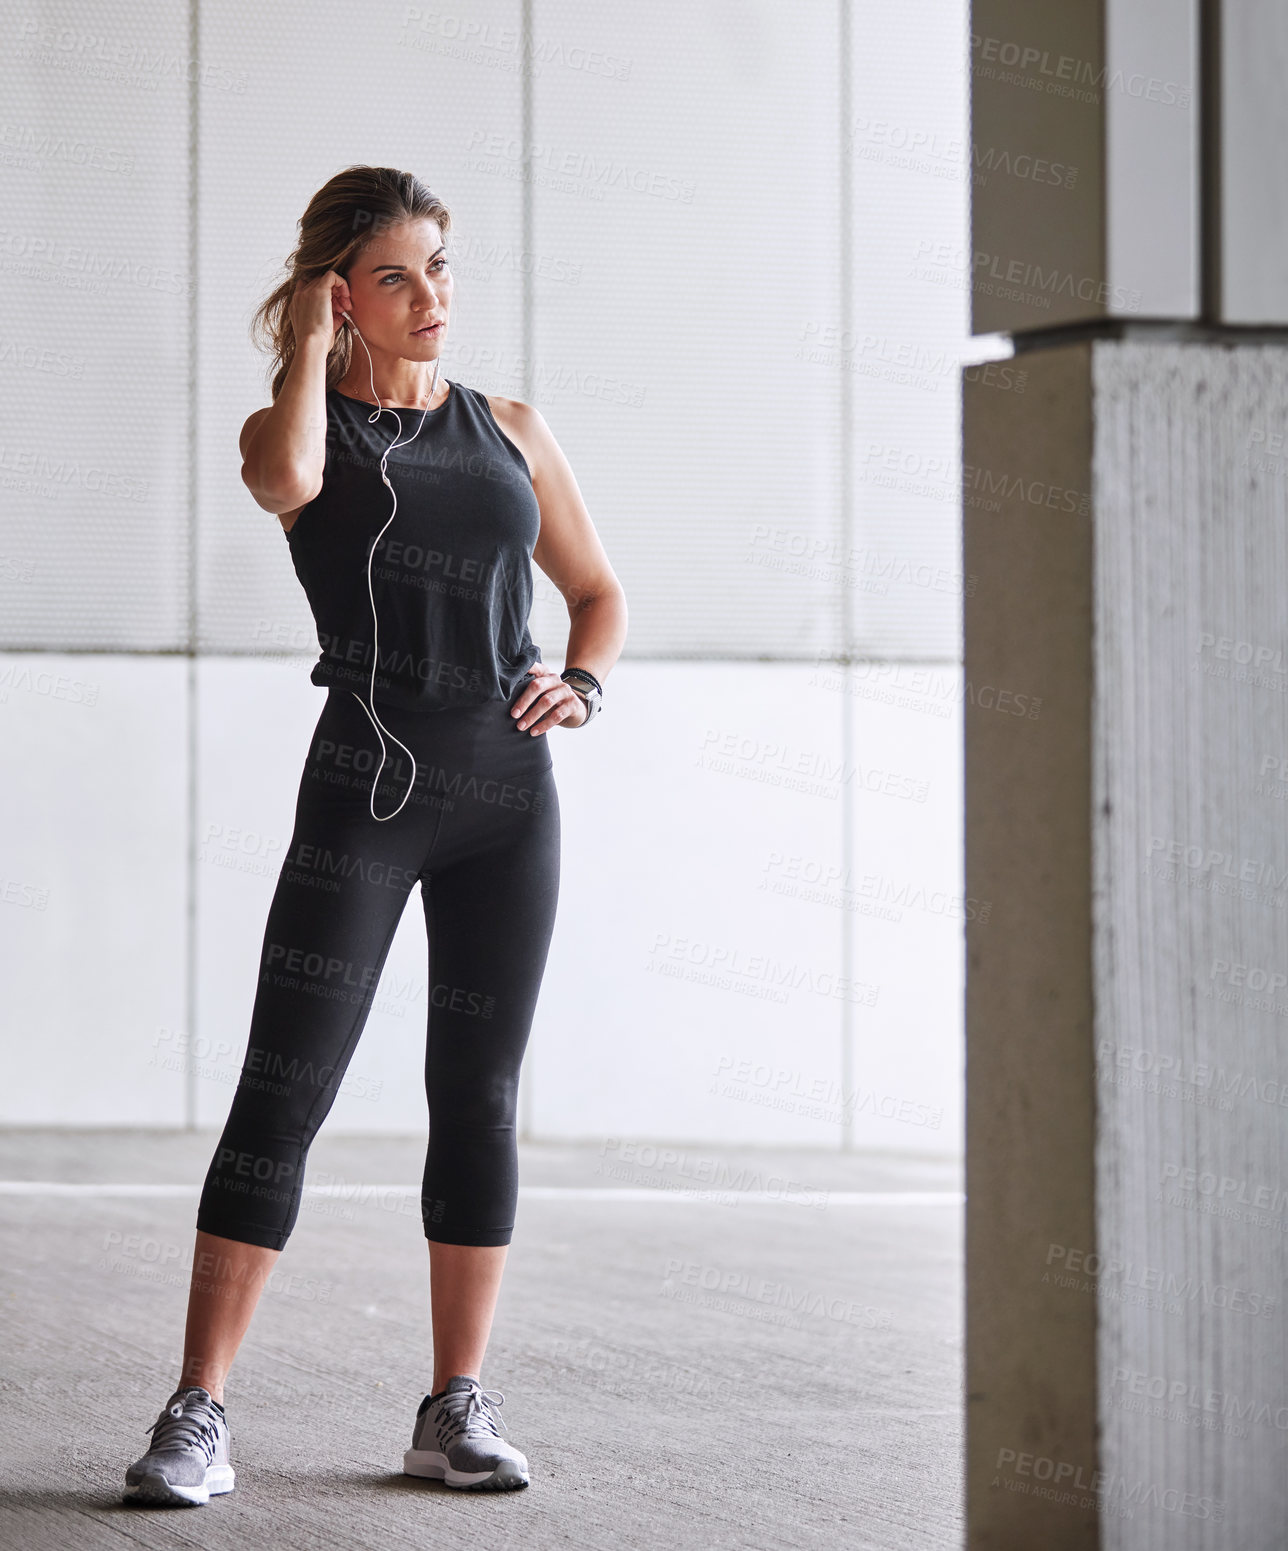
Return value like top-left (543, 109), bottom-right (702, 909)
top-left (177, 1369), bottom-right (224, 1404)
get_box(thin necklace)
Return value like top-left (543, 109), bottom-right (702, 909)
top-left (335, 375), bottom-right (445, 411)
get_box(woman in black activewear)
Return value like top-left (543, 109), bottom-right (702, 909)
top-left (121, 166), bottom-right (627, 1507)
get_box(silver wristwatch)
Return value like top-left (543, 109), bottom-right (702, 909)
top-left (560, 667), bottom-right (603, 726)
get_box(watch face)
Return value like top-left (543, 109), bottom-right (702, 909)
top-left (562, 674), bottom-right (599, 718)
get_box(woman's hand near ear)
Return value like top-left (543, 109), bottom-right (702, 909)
top-left (290, 269), bottom-right (353, 347)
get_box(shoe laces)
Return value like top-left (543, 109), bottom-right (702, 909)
top-left (433, 1383), bottom-right (509, 1447)
top-left (143, 1394), bottom-right (221, 1463)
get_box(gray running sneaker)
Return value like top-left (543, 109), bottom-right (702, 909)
top-left (403, 1375), bottom-right (529, 1490)
top-left (122, 1385), bottom-right (235, 1507)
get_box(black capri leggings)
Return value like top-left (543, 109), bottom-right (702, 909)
top-left (196, 684), bottom-right (561, 1250)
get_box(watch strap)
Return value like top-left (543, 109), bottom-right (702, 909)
top-left (561, 666), bottom-right (602, 695)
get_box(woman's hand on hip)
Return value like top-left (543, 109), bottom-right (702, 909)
top-left (510, 662), bottom-right (588, 734)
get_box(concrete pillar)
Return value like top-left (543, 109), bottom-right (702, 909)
top-left (969, 0), bottom-right (1199, 333)
top-left (966, 335), bottom-right (1288, 1549)
top-left (967, 2), bottom-right (1288, 1548)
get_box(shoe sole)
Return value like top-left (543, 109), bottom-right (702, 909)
top-left (403, 1447), bottom-right (528, 1491)
top-left (122, 1465), bottom-right (235, 1507)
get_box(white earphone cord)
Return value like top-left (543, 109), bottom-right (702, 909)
top-left (338, 309), bottom-right (442, 823)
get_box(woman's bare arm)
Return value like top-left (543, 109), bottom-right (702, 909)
top-left (240, 335), bottom-right (330, 514)
top-left (489, 394), bottom-right (628, 697)
top-left (240, 271), bottom-right (350, 515)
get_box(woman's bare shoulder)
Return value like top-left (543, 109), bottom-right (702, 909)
top-left (480, 391), bottom-right (546, 480)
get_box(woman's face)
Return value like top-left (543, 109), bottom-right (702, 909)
top-left (342, 216), bottom-right (453, 360)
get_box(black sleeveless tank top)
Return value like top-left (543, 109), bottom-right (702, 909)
top-left (284, 381), bottom-right (542, 712)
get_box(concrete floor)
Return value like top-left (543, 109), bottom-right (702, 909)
top-left (0, 1130), bottom-right (963, 1550)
